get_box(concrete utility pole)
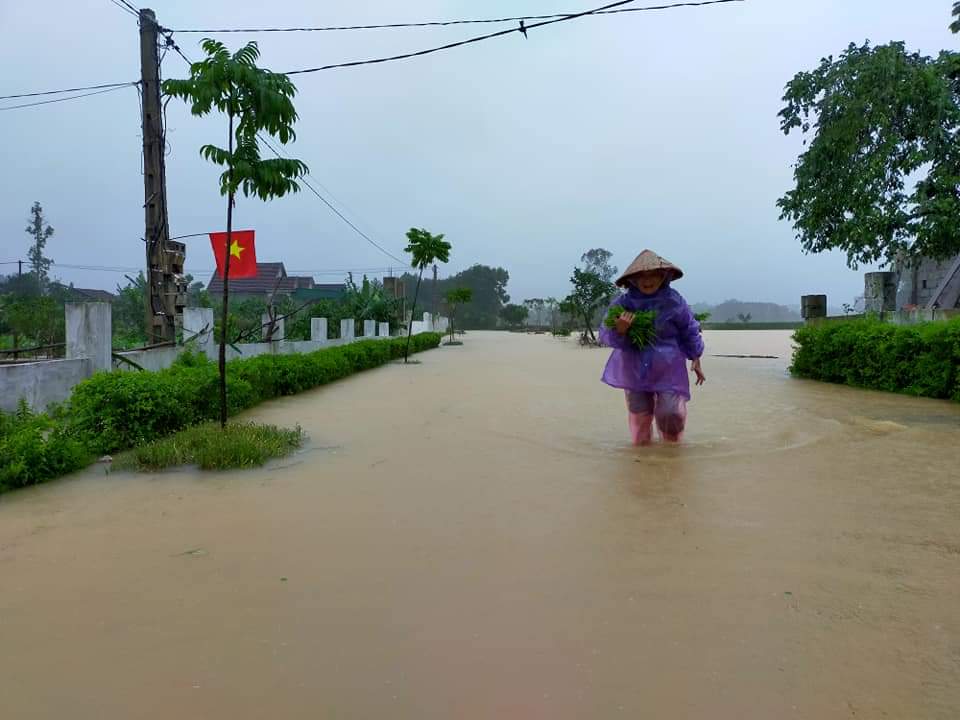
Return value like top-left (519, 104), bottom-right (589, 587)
top-left (139, 8), bottom-right (185, 343)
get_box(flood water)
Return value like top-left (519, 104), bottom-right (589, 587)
top-left (2, 331), bottom-right (958, 719)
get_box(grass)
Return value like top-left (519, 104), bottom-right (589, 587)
top-left (116, 422), bottom-right (304, 471)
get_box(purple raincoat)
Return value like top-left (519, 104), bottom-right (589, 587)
top-left (599, 282), bottom-right (704, 401)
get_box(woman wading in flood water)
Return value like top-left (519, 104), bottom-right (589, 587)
top-left (599, 250), bottom-right (706, 445)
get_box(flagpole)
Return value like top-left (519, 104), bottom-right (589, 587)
top-left (218, 109), bottom-right (235, 429)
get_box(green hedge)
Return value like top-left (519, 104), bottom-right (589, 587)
top-left (1, 333), bottom-right (442, 493)
top-left (791, 318), bottom-right (960, 401)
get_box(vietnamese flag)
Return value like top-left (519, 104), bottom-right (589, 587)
top-left (210, 230), bottom-right (257, 278)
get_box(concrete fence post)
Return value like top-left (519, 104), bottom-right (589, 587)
top-left (864, 272), bottom-right (897, 314)
top-left (340, 318), bottom-right (355, 341)
top-left (363, 319), bottom-right (376, 338)
top-left (801, 295), bottom-right (827, 323)
top-left (378, 322), bottom-right (390, 337)
top-left (183, 307), bottom-right (215, 357)
top-left (423, 312), bottom-right (432, 332)
top-left (311, 317), bottom-right (328, 343)
top-left (66, 302), bottom-right (112, 372)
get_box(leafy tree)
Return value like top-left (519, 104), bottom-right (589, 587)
top-left (561, 267), bottom-right (616, 345)
top-left (737, 312), bottom-right (753, 324)
top-left (400, 264), bottom-right (510, 329)
top-left (444, 287), bottom-right (473, 342)
top-left (953, 2), bottom-right (960, 34)
top-left (523, 298), bottom-right (547, 327)
top-left (499, 303), bottom-right (529, 329)
top-left (25, 202), bottom-right (54, 294)
top-left (163, 39), bottom-right (308, 427)
top-left (778, 34), bottom-right (960, 267)
top-left (403, 228), bottom-right (451, 362)
top-left (343, 274), bottom-right (402, 327)
top-left (580, 248), bottom-right (618, 284)
top-left (112, 273), bottom-right (148, 347)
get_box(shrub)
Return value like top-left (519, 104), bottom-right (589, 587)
top-left (0, 333), bottom-right (442, 494)
top-left (0, 404), bottom-right (91, 493)
top-left (791, 317), bottom-right (960, 401)
top-left (66, 333), bottom-right (442, 455)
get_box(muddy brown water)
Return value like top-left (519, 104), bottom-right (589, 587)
top-left (1, 331), bottom-right (958, 719)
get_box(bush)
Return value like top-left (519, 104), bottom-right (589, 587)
top-left (0, 402), bottom-right (91, 493)
top-left (791, 317), bottom-right (960, 401)
top-left (1, 333), bottom-right (442, 494)
top-left (66, 333), bottom-right (443, 455)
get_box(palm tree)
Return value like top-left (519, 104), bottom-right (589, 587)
top-left (403, 228), bottom-right (451, 362)
top-left (164, 40), bottom-right (308, 427)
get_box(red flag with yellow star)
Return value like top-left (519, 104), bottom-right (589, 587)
top-left (209, 230), bottom-right (257, 278)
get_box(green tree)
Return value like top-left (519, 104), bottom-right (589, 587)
top-left (737, 312), bottom-right (752, 324)
top-left (163, 39), bottom-right (308, 427)
top-left (25, 202), bottom-right (54, 294)
top-left (112, 273), bottom-right (148, 347)
top-left (403, 228), bottom-right (451, 362)
top-left (561, 267), bottom-right (615, 345)
top-left (778, 37), bottom-right (960, 267)
top-left (444, 287), bottom-right (473, 342)
top-left (580, 248), bottom-right (618, 284)
top-left (499, 303), bottom-right (529, 329)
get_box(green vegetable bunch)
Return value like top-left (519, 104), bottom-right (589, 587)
top-left (604, 306), bottom-right (658, 349)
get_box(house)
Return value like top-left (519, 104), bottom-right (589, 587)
top-left (69, 287), bottom-right (117, 303)
top-left (206, 262), bottom-right (331, 301)
top-left (895, 254), bottom-right (960, 309)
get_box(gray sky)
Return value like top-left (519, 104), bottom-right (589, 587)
top-left (1, 0), bottom-right (955, 306)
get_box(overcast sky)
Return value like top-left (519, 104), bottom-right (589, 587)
top-left (1, 0), bottom-right (955, 306)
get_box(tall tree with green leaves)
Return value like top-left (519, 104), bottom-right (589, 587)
top-left (403, 228), bottom-right (451, 362)
top-left (778, 20), bottom-right (960, 267)
top-left (561, 267), bottom-right (616, 345)
top-left (25, 202), bottom-right (54, 295)
top-left (163, 39), bottom-right (308, 427)
top-left (499, 303), bottom-right (529, 329)
top-left (444, 287), bottom-right (473, 342)
top-left (580, 248), bottom-right (618, 284)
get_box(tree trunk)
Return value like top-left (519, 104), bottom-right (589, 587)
top-left (404, 269), bottom-right (424, 363)
top-left (218, 112), bottom-right (235, 429)
top-left (582, 309), bottom-right (597, 345)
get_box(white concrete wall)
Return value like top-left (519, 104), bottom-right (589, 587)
top-left (0, 358), bottom-right (93, 412)
top-left (1, 304), bottom-right (445, 412)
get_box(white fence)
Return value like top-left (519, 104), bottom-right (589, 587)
top-left (1, 304), bottom-right (445, 412)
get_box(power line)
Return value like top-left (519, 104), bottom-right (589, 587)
top-left (256, 134), bottom-right (408, 265)
top-left (170, 0), bottom-right (742, 34)
top-left (107, 0), bottom-right (139, 19)
top-left (0, 83), bottom-right (139, 111)
top-left (283, 0), bottom-right (735, 76)
top-left (0, 81), bottom-right (138, 101)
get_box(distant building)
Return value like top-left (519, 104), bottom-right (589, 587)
top-left (206, 262), bottom-right (343, 301)
top-left (68, 287), bottom-right (117, 303)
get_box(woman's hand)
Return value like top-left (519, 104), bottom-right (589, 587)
top-left (615, 311), bottom-right (635, 336)
top-left (691, 358), bottom-right (706, 386)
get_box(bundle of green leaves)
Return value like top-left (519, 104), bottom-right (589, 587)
top-left (604, 306), bottom-right (658, 349)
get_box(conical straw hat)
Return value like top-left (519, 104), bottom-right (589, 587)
top-left (615, 250), bottom-right (684, 287)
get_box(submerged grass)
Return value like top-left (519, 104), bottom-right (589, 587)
top-left (117, 422), bottom-right (304, 471)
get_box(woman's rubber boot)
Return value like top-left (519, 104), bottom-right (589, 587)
top-left (628, 412), bottom-right (654, 446)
